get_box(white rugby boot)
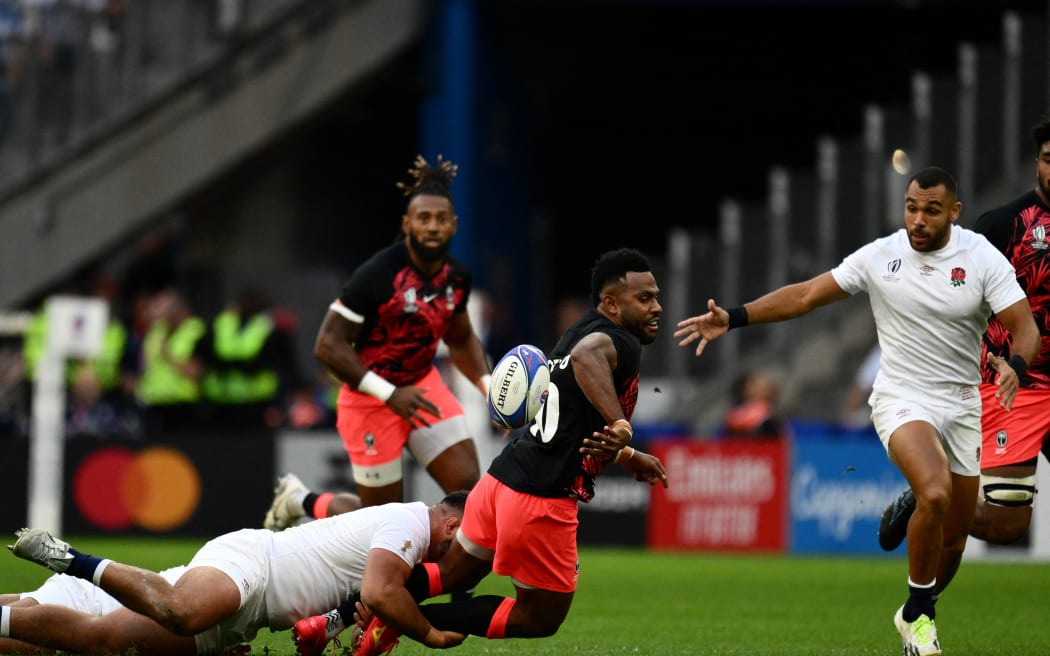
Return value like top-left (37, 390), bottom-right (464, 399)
top-left (8, 528), bottom-right (74, 573)
top-left (264, 473), bottom-right (309, 531)
top-left (894, 604), bottom-right (941, 656)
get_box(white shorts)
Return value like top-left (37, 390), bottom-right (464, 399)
top-left (870, 388), bottom-right (982, 476)
top-left (21, 566), bottom-right (187, 616)
top-left (187, 529), bottom-right (272, 654)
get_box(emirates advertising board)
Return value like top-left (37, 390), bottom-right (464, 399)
top-left (646, 439), bottom-right (790, 552)
top-left (644, 434), bottom-right (909, 555)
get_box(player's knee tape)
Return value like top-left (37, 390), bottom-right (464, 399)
top-left (982, 474), bottom-right (1037, 507)
top-left (351, 458), bottom-right (403, 487)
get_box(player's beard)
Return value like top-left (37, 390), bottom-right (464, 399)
top-left (908, 222), bottom-right (950, 252)
top-left (409, 234), bottom-right (451, 263)
top-left (637, 324), bottom-right (658, 345)
top-left (1039, 173), bottom-right (1050, 202)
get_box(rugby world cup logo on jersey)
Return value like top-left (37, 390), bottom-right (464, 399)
top-left (995, 429), bottom-right (1008, 455)
top-left (949, 267), bottom-right (966, 287)
top-left (402, 287), bottom-right (419, 313)
top-left (1030, 225), bottom-right (1048, 250)
top-left (883, 258), bottom-right (901, 282)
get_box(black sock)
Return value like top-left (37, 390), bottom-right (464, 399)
top-left (303, 493), bottom-right (320, 518)
top-left (902, 580), bottom-right (936, 621)
top-left (406, 564), bottom-right (431, 601)
top-left (66, 548), bottom-right (104, 581)
top-left (420, 595), bottom-right (505, 636)
top-left (336, 593), bottom-right (360, 622)
top-left (450, 588), bottom-right (476, 602)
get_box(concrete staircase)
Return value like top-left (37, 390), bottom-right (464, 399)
top-left (0, 0), bottom-right (426, 309)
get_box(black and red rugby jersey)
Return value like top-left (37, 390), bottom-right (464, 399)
top-left (339, 241), bottom-right (472, 387)
top-left (487, 309), bottom-right (641, 501)
top-left (974, 190), bottom-right (1050, 390)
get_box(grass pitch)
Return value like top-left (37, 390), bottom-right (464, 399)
top-left (2, 538), bottom-right (1049, 655)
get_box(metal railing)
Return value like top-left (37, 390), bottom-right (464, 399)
top-left (649, 9), bottom-right (1048, 434)
top-left (0, 0), bottom-right (300, 187)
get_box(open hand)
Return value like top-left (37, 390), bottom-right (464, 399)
top-left (674, 299), bottom-right (729, 357)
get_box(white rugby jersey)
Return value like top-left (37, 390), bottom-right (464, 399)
top-left (831, 227), bottom-right (1025, 399)
top-left (263, 501), bottom-right (430, 628)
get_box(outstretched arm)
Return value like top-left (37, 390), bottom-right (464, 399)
top-left (674, 272), bottom-right (849, 357)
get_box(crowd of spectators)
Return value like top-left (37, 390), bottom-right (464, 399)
top-left (0, 0), bottom-right (293, 174)
top-left (0, 232), bottom-right (339, 441)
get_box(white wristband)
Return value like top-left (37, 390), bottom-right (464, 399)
top-left (478, 374), bottom-right (492, 397)
top-left (358, 371), bottom-right (396, 402)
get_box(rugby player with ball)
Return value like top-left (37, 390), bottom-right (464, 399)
top-left (331, 248), bottom-right (668, 656)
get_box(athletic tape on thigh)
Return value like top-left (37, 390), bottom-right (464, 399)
top-left (351, 458), bottom-right (403, 487)
top-left (982, 474), bottom-right (1038, 507)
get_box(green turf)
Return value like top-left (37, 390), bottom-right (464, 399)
top-left (2, 539), bottom-right (1049, 655)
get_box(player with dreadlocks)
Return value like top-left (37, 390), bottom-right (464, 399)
top-left (263, 153), bottom-right (491, 534)
top-left (265, 155), bottom-right (492, 655)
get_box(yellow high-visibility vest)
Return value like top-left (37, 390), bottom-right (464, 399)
top-left (201, 311), bottom-right (279, 404)
top-left (137, 316), bottom-right (207, 406)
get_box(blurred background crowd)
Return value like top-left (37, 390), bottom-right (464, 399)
top-left (0, 229), bottom-right (339, 440)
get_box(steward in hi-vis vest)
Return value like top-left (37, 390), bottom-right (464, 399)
top-left (202, 310), bottom-right (279, 405)
top-left (136, 288), bottom-right (209, 437)
top-left (201, 289), bottom-right (299, 431)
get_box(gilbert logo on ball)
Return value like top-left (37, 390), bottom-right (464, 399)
top-left (487, 344), bottom-right (551, 429)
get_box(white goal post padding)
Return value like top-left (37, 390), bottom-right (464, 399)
top-left (29, 296), bottom-right (108, 534)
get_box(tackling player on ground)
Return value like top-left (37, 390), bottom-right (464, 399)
top-left (2, 494), bottom-right (467, 655)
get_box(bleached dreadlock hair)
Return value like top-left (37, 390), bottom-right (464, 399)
top-left (396, 154), bottom-right (458, 204)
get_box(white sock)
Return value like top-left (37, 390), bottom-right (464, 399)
top-left (93, 559), bottom-right (113, 586)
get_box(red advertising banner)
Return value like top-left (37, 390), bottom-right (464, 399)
top-left (647, 438), bottom-right (789, 552)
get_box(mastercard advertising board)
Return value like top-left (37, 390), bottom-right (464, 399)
top-left (1, 432), bottom-right (276, 536)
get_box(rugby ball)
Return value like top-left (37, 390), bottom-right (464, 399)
top-left (487, 344), bottom-right (550, 429)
